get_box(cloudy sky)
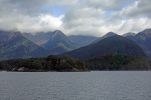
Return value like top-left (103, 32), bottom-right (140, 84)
top-left (0, 0), bottom-right (151, 36)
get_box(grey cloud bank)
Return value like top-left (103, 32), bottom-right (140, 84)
top-left (0, 0), bottom-right (150, 36)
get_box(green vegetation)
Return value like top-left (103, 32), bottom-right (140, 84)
top-left (88, 55), bottom-right (151, 70)
top-left (0, 56), bottom-right (87, 72)
top-left (0, 55), bottom-right (151, 72)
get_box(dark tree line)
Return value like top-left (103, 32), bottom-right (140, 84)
top-left (0, 56), bottom-right (87, 72)
top-left (0, 55), bottom-right (151, 72)
top-left (88, 55), bottom-right (151, 70)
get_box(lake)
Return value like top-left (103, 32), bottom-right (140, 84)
top-left (0, 72), bottom-right (151, 100)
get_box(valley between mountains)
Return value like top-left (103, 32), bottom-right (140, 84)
top-left (1, 29), bottom-right (151, 71)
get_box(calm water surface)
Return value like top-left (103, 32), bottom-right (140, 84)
top-left (0, 72), bottom-right (151, 100)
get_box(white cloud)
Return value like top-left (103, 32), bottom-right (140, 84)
top-left (84, 0), bottom-right (133, 10)
top-left (120, 0), bottom-right (151, 18)
top-left (0, 14), bottom-right (63, 33)
top-left (0, 0), bottom-right (150, 36)
top-left (118, 17), bottom-right (151, 34)
top-left (17, 14), bottom-right (64, 33)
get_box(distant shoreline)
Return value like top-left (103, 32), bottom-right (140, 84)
top-left (0, 70), bottom-right (150, 72)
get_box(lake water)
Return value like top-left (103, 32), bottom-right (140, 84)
top-left (0, 72), bottom-right (151, 100)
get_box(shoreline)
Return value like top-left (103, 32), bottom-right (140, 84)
top-left (0, 70), bottom-right (150, 72)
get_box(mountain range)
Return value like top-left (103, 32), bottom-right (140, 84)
top-left (41, 30), bottom-right (75, 54)
top-left (0, 30), bottom-right (49, 61)
top-left (64, 33), bottom-right (146, 60)
top-left (0, 28), bottom-right (151, 61)
top-left (68, 35), bottom-right (98, 48)
top-left (24, 30), bottom-right (98, 55)
top-left (124, 29), bottom-right (151, 58)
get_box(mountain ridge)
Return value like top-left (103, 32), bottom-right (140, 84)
top-left (42, 30), bottom-right (76, 54)
top-left (125, 28), bottom-right (151, 58)
top-left (0, 30), bottom-right (49, 61)
top-left (64, 34), bottom-right (146, 60)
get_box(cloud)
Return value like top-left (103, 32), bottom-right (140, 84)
top-left (17, 14), bottom-right (64, 33)
top-left (105, 17), bottom-right (151, 34)
top-left (0, 0), bottom-right (150, 36)
top-left (62, 7), bottom-right (105, 36)
top-left (0, 0), bottom-right (65, 33)
top-left (0, 14), bottom-right (63, 33)
top-left (83, 0), bottom-right (134, 10)
top-left (119, 0), bottom-right (151, 18)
